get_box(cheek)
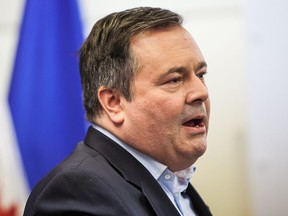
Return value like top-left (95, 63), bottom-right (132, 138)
top-left (129, 89), bottom-right (185, 126)
top-left (147, 97), bottom-right (182, 118)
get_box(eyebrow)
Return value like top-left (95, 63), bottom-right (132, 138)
top-left (195, 61), bottom-right (207, 72)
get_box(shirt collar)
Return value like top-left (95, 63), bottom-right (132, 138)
top-left (93, 125), bottom-right (167, 179)
top-left (93, 124), bottom-right (196, 193)
top-left (159, 165), bottom-right (196, 195)
top-left (174, 165), bottom-right (196, 193)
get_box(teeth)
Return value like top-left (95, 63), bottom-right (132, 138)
top-left (183, 119), bottom-right (203, 127)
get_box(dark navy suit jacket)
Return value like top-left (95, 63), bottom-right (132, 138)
top-left (24, 127), bottom-right (212, 216)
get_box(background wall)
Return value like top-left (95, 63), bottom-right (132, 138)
top-left (244, 0), bottom-right (288, 215)
top-left (1, 0), bottom-right (288, 215)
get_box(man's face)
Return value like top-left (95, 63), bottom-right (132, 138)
top-left (121, 26), bottom-right (210, 171)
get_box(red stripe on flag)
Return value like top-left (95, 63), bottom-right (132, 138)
top-left (0, 201), bottom-right (17, 216)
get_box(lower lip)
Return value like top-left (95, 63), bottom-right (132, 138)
top-left (182, 125), bottom-right (206, 135)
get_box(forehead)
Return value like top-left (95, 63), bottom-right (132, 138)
top-left (130, 26), bottom-right (204, 70)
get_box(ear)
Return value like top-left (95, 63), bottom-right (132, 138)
top-left (98, 86), bottom-right (124, 124)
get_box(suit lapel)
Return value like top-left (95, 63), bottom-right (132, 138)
top-left (140, 172), bottom-right (181, 216)
top-left (84, 127), bottom-right (180, 216)
top-left (186, 183), bottom-right (213, 216)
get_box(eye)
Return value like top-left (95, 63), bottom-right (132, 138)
top-left (168, 77), bottom-right (182, 84)
top-left (197, 72), bottom-right (207, 81)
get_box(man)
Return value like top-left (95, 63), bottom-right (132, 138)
top-left (24, 7), bottom-right (212, 216)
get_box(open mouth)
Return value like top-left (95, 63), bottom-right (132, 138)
top-left (182, 117), bottom-right (205, 128)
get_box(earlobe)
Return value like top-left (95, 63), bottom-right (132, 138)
top-left (98, 87), bottom-right (124, 124)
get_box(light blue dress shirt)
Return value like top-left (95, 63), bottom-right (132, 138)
top-left (93, 125), bottom-right (197, 216)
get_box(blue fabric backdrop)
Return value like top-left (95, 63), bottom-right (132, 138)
top-left (9, 0), bottom-right (86, 189)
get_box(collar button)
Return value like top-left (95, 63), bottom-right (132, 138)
top-left (164, 173), bottom-right (171, 180)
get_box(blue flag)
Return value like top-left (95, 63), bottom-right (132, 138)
top-left (8, 0), bottom-right (86, 189)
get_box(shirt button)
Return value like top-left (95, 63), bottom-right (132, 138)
top-left (164, 173), bottom-right (171, 180)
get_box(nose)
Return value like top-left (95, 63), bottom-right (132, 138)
top-left (185, 76), bottom-right (209, 105)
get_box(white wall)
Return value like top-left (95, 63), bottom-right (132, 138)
top-left (0, 1), bottom-right (28, 215)
top-left (0, 0), bottom-right (23, 98)
top-left (244, 0), bottom-right (288, 215)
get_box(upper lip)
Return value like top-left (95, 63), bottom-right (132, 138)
top-left (182, 114), bottom-right (207, 127)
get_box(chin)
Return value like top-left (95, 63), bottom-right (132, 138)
top-left (191, 141), bottom-right (207, 157)
top-left (177, 144), bottom-right (207, 167)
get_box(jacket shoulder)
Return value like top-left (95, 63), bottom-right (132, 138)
top-left (24, 143), bottom-right (130, 215)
